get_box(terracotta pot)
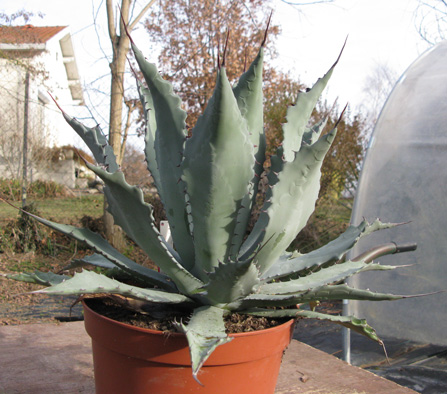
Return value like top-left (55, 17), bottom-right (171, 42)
top-left (83, 300), bottom-right (294, 394)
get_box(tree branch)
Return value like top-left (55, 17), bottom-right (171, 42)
top-left (129, 0), bottom-right (156, 31)
top-left (106, 0), bottom-right (117, 45)
top-left (280, 0), bottom-right (335, 5)
top-left (120, 99), bottom-right (136, 160)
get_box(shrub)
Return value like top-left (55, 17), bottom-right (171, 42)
top-left (0, 178), bottom-right (64, 200)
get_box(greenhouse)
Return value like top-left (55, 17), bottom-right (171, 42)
top-left (348, 41), bottom-right (447, 346)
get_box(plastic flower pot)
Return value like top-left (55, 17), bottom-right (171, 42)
top-left (83, 300), bottom-right (294, 394)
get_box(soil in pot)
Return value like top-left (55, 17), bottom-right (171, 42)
top-left (86, 297), bottom-right (289, 333)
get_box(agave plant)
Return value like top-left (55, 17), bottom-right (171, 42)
top-left (7, 34), bottom-right (418, 381)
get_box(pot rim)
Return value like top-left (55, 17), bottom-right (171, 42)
top-left (82, 299), bottom-right (295, 338)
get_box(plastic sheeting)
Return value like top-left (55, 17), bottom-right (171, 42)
top-left (348, 41), bottom-right (447, 346)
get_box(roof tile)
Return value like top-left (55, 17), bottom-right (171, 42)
top-left (0, 25), bottom-right (67, 44)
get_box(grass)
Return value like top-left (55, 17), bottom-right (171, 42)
top-left (0, 194), bottom-right (104, 225)
top-left (7, 258), bottom-right (50, 273)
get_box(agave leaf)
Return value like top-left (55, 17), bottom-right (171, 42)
top-left (297, 310), bottom-right (383, 344)
top-left (237, 146), bottom-right (284, 261)
top-left (62, 253), bottom-right (118, 271)
top-left (298, 284), bottom-right (421, 303)
top-left (262, 219), bottom-right (398, 280)
top-left (61, 113), bottom-right (118, 173)
top-left (22, 209), bottom-right (176, 291)
top-left (302, 117), bottom-right (328, 146)
top-left (60, 254), bottom-right (144, 284)
top-left (34, 270), bottom-right (193, 304)
top-left (132, 43), bottom-right (195, 269)
top-left (136, 80), bottom-right (162, 192)
top-left (230, 48), bottom-right (266, 257)
top-left (259, 260), bottom-right (399, 296)
top-left (83, 162), bottom-right (203, 295)
top-left (267, 146), bottom-right (285, 186)
top-left (7, 271), bottom-right (70, 286)
top-left (241, 128), bottom-right (336, 273)
top-left (181, 68), bottom-right (255, 274)
top-left (298, 310), bottom-right (384, 344)
top-left (203, 260), bottom-right (260, 305)
top-left (175, 305), bottom-right (232, 384)
top-left (282, 53), bottom-right (340, 162)
top-left (258, 259), bottom-right (372, 295)
top-left (233, 47), bottom-right (264, 145)
top-left (236, 284), bottom-right (410, 310)
top-left (360, 263), bottom-right (400, 272)
top-left (229, 185), bottom-right (256, 259)
top-left (244, 308), bottom-right (383, 344)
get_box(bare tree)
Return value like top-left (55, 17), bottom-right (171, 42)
top-left (103, 0), bottom-right (154, 249)
top-left (106, 0), bottom-right (155, 165)
top-left (279, 0), bottom-right (336, 6)
top-left (121, 143), bottom-right (151, 189)
top-left (0, 9), bottom-right (44, 26)
top-left (415, 0), bottom-right (447, 45)
top-left (359, 63), bottom-right (398, 140)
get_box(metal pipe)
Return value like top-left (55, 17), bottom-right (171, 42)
top-left (351, 242), bottom-right (417, 263)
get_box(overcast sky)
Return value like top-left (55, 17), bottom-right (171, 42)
top-left (0, 0), bottom-right (433, 144)
top-left (273, 0), bottom-right (430, 106)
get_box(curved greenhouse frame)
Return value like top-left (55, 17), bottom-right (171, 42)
top-left (348, 41), bottom-right (447, 346)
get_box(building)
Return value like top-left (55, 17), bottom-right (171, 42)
top-left (0, 25), bottom-right (85, 187)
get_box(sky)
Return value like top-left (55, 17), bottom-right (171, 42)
top-left (272, 0), bottom-right (430, 106)
top-left (0, 0), bottom-right (433, 145)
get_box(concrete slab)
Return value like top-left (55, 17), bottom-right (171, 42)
top-left (0, 322), bottom-right (94, 394)
top-left (0, 322), bottom-right (418, 394)
top-left (277, 341), bottom-right (417, 394)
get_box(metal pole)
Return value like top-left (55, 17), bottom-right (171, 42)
top-left (342, 299), bottom-right (351, 363)
top-left (22, 70), bottom-right (30, 208)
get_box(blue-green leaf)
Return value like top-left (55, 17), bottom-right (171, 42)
top-left (262, 219), bottom-right (398, 280)
top-left (302, 117), bottom-right (328, 146)
top-left (84, 162), bottom-right (203, 295)
top-left (136, 79), bottom-right (162, 192)
top-left (34, 270), bottom-right (192, 304)
top-left (258, 259), bottom-right (370, 295)
top-left (236, 284), bottom-right (409, 310)
top-left (65, 253), bottom-right (117, 271)
top-left (203, 259), bottom-right (260, 305)
top-left (244, 308), bottom-right (383, 344)
top-left (175, 305), bottom-right (231, 384)
top-left (181, 68), bottom-right (255, 275)
top-left (231, 47), bottom-right (266, 257)
top-left (282, 55), bottom-right (339, 162)
top-left (132, 42), bottom-right (195, 269)
top-left (62, 114), bottom-right (118, 173)
top-left (241, 128), bottom-right (337, 273)
top-left (7, 271), bottom-right (70, 286)
top-left (22, 210), bottom-right (175, 291)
